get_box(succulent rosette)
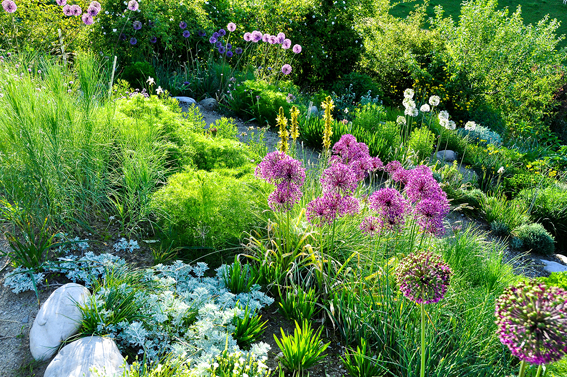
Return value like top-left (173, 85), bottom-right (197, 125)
top-left (495, 280), bottom-right (567, 365)
top-left (395, 250), bottom-right (452, 304)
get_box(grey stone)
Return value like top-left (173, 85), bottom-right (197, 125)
top-left (22, 315), bottom-right (29, 324)
top-left (174, 96), bottom-right (196, 106)
top-left (44, 336), bottom-right (128, 377)
top-left (199, 98), bottom-right (218, 111)
top-left (30, 283), bottom-right (90, 361)
top-left (308, 106), bottom-right (319, 117)
top-left (435, 150), bottom-right (457, 163)
top-left (541, 260), bottom-right (567, 274)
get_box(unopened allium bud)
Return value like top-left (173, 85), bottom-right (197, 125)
top-left (496, 281), bottom-right (567, 365)
top-left (396, 250), bottom-right (452, 304)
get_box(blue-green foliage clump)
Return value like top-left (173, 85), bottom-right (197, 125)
top-left (457, 124), bottom-right (502, 147)
top-left (511, 223), bottom-right (555, 256)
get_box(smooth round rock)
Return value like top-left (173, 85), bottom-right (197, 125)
top-left (44, 336), bottom-right (128, 377)
top-left (308, 105), bottom-right (319, 116)
top-left (174, 96), bottom-right (196, 105)
top-left (30, 283), bottom-right (90, 361)
top-left (435, 150), bottom-right (457, 163)
top-left (199, 98), bottom-right (218, 111)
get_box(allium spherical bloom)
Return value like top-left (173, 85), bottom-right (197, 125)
top-left (255, 151), bottom-right (305, 186)
top-left (385, 161), bottom-right (409, 185)
top-left (218, 46), bottom-right (226, 54)
top-left (395, 250), bottom-right (452, 304)
top-left (198, 30), bottom-right (206, 37)
top-left (87, 5), bottom-right (99, 16)
top-left (209, 36), bottom-right (217, 44)
top-left (243, 32), bottom-right (252, 41)
top-left (368, 188), bottom-right (408, 229)
top-left (235, 47), bottom-right (243, 54)
top-left (464, 121), bottom-right (476, 131)
top-left (56, 0), bottom-right (66, 6)
top-left (404, 168), bottom-right (444, 203)
top-left (404, 107), bottom-right (418, 117)
top-left (396, 116), bottom-right (406, 126)
top-left (227, 22), bottom-right (236, 32)
top-left (183, 30), bottom-right (191, 38)
top-left (179, 21), bottom-right (187, 29)
top-left (62, 4), bottom-right (72, 15)
top-left (402, 97), bottom-right (416, 109)
top-left (321, 163), bottom-right (358, 195)
top-left (281, 64), bottom-right (292, 75)
top-left (420, 104), bottom-right (430, 112)
top-left (429, 95), bottom-right (440, 107)
top-left (90, 1), bottom-right (101, 10)
top-left (226, 50), bottom-right (233, 58)
top-left (268, 183), bottom-right (302, 212)
top-left (360, 216), bottom-right (381, 237)
top-left (218, 28), bottom-right (226, 36)
top-left (306, 193), bottom-right (358, 226)
top-left (2, 0), bottom-right (16, 13)
top-left (262, 34), bottom-right (270, 42)
top-left (448, 120), bottom-right (456, 130)
top-left (282, 39), bottom-right (291, 49)
top-left (251, 31), bottom-right (263, 42)
top-left (340, 195), bottom-right (360, 217)
top-left (292, 44), bottom-right (302, 54)
top-left (438, 110), bottom-right (449, 121)
top-left (370, 157), bottom-right (384, 172)
top-left (150, 36), bottom-right (157, 43)
top-left (495, 281), bottom-right (567, 365)
top-left (127, 0), bottom-right (139, 11)
top-left (133, 21), bottom-right (142, 30)
top-left (82, 13), bottom-right (94, 25)
top-left (414, 198), bottom-right (450, 236)
top-left (212, 32), bottom-right (220, 39)
top-left (439, 119), bottom-right (450, 130)
top-left (226, 43), bottom-right (232, 50)
top-left (350, 157), bottom-right (373, 181)
top-left (70, 4), bottom-right (81, 15)
top-left (403, 88), bottom-right (414, 99)
top-left (130, 37), bottom-right (137, 45)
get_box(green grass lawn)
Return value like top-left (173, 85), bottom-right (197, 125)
top-left (390, 0), bottom-right (567, 49)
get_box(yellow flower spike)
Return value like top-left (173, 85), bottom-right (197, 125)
top-left (290, 106), bottom-right (300, 141)
top-left (321, 96), bottom-right (334, 151)
top-left (276, 107), bottom-right (289, 154)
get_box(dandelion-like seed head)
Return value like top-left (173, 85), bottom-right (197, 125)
top-left (396, 250), bottom-right (452, 304)
top-left (403, 88), bottom-right (414, 99)
top-left (429, 95), bottom-right (440, 107)
top-left (420, 104), bottom-right (430, 112)
top-left (464, 121), bottom-right (476, 131)
top-left (438, 110), bottom-right (450, 121)
top-left (397, 115), bottom-right (406, 126)
top-left (495, 281), bottom-right (567, 365)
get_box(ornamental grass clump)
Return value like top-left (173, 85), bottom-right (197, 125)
top-left (395, 250), bottom-right (453, 377)
top-left (496, 280), bottom-right (567, 377)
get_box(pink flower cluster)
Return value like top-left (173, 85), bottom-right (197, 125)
top-left (329, 134), bottom-right (382, 181)
top-left (395, 250), bottom-right (452, 304)
top-left (58, 0), bottom-right (101, 25)
top-left (496, 281), bottom-right (567, 365)
top-left (255, 151), bottom-right (306, 213)
top-left (2, 0), bottom-right (16, 13)
top-left (242, 30), bottom-right (301, 76)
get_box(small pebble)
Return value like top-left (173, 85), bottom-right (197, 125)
top-left (22, 315), bottom-right (29, 324)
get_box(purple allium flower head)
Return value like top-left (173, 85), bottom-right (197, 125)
top-left (243, 32), bottom-right (252, 41)
top-left (226, 43), bottom-right (232, 49)
top-left (183, 30), bottom-right (191, 38)
top-left (218, 28), bottom-right (226, 36)
top-left (396, 250), bottom-right (452, 304)
top-left (385, 160), bottom-right (409, 185)
top-left (209, 36), bottom-right (217, 44)
top-left (292, 44), bottom-right (302, 54)
top-left (235, 47), bottom-right (243, 54)
top-left (218, 46), bottom-right (226, 54)
top-left (268, 35), bottom-right (278, 44)
top-left (215, 41), bottom-right (222, 48)
top-left (321, 163), bottom-right (358, 195)
top-left (350, 157), bottom-right (373, 181)
top-left (130, 37), bottom-right (137, 45)
top-left (87, 5), bottom-right (99, 16)
top-left (226, 50), bottom-right (233, 58)
top-left (368, 188), bottom-right (408, 230)
top-left (179, 21), bottom-right (187, 29)
top-left (82, 13), bottom-right (94, 25)
top-left (281, 64), bottom-right (292, 75)
top-left (127, 0), bottom-right (139, 11)
top-left (120, 33), bottom-right (127, 41)
top-left (371, 157), bottom-right (384, 172)
top-left (133, 21), bottom-right (142, 30)
top-left (405, 169), bottom-right (444, 203)
top-left (2, 0), bottom-right (16, 13)
top-left (262, 34), bottom-right (270, 43)
top-left (282, 39), bottom-right (292, 49)
top-left (360, 216), bottom-right (381, 237)
top-left (414, 198), bottom-right (449, 236)
top-left (62, 4), bottom-right (72, 15)
top-left (70, 4), bottom-right (81, 16)
top-left (277, 32), bottom-right (285, 43)
top-left (252, 31), bottom-right (263, 42)
top-left (495, 281), bottom-right (567, 365)
top-left (255, 151), bottom-right (306, 187)
top-left (212, 32), bottom-right (219, 39)
top-left (268, 183), bottom-right (302, 212)
top-left (198, 30), bottom-right (206, 37)
top-left (340, 195), bottom-right (360, 217)
top-left (306, 193), bottom-right (359, 226)
top-left (227, 22), bottom-right (236, 32)
top-left (56, 0), bottom-right (66, 6)
top-left (90, 1), bottom-right (101, 10)
top-left (150, 36), bottom-right (157, 43)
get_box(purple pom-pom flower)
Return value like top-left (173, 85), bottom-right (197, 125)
top-left (227, 22), bottom-right (236, 32)
top-left (150, 36), bottom-right (157, 43)
top-left (127, 0), bottom-right (138, 11)
top-left (226, 50), bottom-right (233, 58)
top-left (281, 64), bottom-right (292, 75)
top-left (320, 163), bottom-right (358, 196)
top-left (209, 36), bottom-right (217, 44)
top-left (292, 44), bottom-right (302, 54)
top-left (235, 47), bottom-right (243, 54)
top-left (179, 21), bottom-right (187, 29)
top-left (90, 1), bottom-right (101, 10)
top-left (82, 13), bottom-right (94, 25)
top-left (70, 4), bottom-right (81, 16)
top-left (133, 21), bottom-right (142, 30)
top-left (2, 0), bottom-right (17, 13)
top-left (218, 28), bottom-right (226, 36)
top-left (87, 5), bottom-right (99, 16)
top-left (183, 30), bottom-right (191, 38)
top-left (218, 46), bottom-right (226, 54)
top-left (130, 37), bottom-right (137, 45)
top-left (56, 0), bottom-right (66, 6)
top-left (282, 39), bottom-right (291, 49)
top-left (62, 4), bottom-right (72, 16)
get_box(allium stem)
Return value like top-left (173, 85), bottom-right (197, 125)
top-left (421, 302), bottom-right (426, 377)
top-left (535, 365), bottom-right (543, 377)
top-left (517, 360), bottom-right (527, 377)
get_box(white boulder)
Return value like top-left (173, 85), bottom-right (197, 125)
top-left (175, 96), bottom-right (196, 106)
top-left (44, 336), bottom-right (128, 377)
top-left (30, 283), bottom-right (91, 361)
top-left (541, 260), bottom-right (567, 274)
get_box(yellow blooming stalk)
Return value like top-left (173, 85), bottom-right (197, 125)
top-left (290, 106), bottom-right (300, 141)
top-left (321, 96), bottom-right (334, 151)
top-left (277, 107), bottom-right (289, 153)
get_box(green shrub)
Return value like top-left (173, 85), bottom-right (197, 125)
top-left (517, 185), bottom-right (567, 249)
top-left (539, 272), bottom-right (567, 291)
top-left (408, 127), bottom-right (435, 162)
top-left (331, 72), bottom-right (383, 103)
top-left (151, 169), bottom-right (268, 249)
top-left (457, 124), bottom-right (502, 147)
top-left (502, 173), bottom-right (554, 199)
top-left (121, 62), bottom-right (156, 89)
top-left (480, 195), bottom-right (529, 236)
top-left (511, 223), bottom-right (555, 256)
top-left (279, 286), bottom-right (320, 322)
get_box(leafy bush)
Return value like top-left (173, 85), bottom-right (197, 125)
top-left (121, 61), bottom-right (156, 89)
top-left (408, 126), bottom-right (435, 162)
top-left (539, 272), bottom-right (567, 291)
top-left (517, 185), bottom-right (567, 248)
top-left (150, 169), bottom-right (268, 249)
top-left (457, 124), bottom-right (502, 147)
top-left (502, 173), bottom-right (554, 199)
top-left (480, 195), bottom-right (529, 236)
top-left (331, 72), bottom-right (383, 103)
top-left (511, 223), bottom-right (555, 256)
